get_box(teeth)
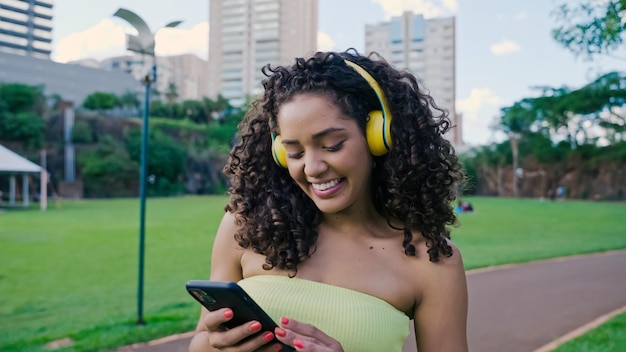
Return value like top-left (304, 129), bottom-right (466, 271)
top-left (312, 179), bottom-right (340, 191)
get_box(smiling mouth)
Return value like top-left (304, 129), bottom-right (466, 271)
top-left (311, 178), bottom-right (343, 191)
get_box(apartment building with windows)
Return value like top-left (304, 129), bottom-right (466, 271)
top-left (96, 53), bottom-right (209, 102)
top-left (99, 54), bottom-right (174, 99)
top-left (208, 0), bottom-right (318, 106)
top-left (0, 0), bottom-right (54, 59)
top-left (365, 12), bottom-right (462, 146)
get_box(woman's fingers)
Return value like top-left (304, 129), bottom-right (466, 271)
top-left (202, 308), bottom-right (277, 351)
top-left (274, 317), bottom-right (343, 351)
top-left (202, 308), bottom-right (234, 331)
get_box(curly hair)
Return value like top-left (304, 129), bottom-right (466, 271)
top-left (224, 49), bottom-right (463, 271)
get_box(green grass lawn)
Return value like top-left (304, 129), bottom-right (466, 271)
top-left (552, 311), bottom-right (626, 352)
top-left (451, 197), bottom-right (626, 269)
top-left (0, 196), bottom-right (625, 351)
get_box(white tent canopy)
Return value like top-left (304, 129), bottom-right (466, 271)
top-left (0, 144), bottom-right (47, 210)
top-left (0, 144), bottom-right (42, 172)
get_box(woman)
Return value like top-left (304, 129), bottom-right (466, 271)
top-left (189, 49), bottom-right (468, 352)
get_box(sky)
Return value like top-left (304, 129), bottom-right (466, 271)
top-left (50, 0), bottom-right (625, 147)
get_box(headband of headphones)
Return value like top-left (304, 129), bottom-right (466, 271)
top-left (344, 59), bottom-right (393, 156)
top-left (344, 59), bottom-right (393, 126)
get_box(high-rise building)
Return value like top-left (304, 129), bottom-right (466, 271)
top-left (208, 0), bottom-right (318, 106)
top-left (100, 54), bottom-right (174, 98)
top-left (164, 54), bottom-right (210, 102)
top-left (0, 0), bottom-right (54, 59)
top-left (365, 12), bottom-right (462, 146)
top-left (97, 53), bottom-right (209, 102)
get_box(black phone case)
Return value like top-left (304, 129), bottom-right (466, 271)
top-left (186, 280), bottom-right (295, 351)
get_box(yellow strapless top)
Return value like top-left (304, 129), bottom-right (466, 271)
top-left (238, 275), bottom-right (410, 352)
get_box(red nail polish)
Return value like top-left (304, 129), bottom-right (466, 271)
top-left (223, 309), bottom-right (233, 319)
top-left (250, 322), bottom-right (262, 332)
top-left (294, 339), bottom-right (304, 349)
top-left (263, 332), bottom-right (274, 341)
top-left (273, 344), bottom-right (283, 351)
top-left (275, 327), bottom-right (286, 337)
top-left (280, 317), bottom-right (289, 325)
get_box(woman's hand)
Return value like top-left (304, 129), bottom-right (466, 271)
top-left (274, 317), bottom-right (344, 352)
top-left (193, 307), bottom-right (280, 352)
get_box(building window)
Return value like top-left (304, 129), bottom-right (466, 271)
top-left (32, 28), bottom-right (52, 40)
top-left (35, 0), bottom-right (54, 7)
top-left (0, 32), bottom-right (28, 46)
top-left (0, 20), bottom-right (28, 34)
top-left (34, 5), bottom-right (54, 17)
top-left (2, 0), bottom-right (29, 11)
top-left (32, 16), bottom-right (53, 28)
top-left (0, 8), bottom-right (29, 22)
top-left (32, 40), bottom-right (51, 51)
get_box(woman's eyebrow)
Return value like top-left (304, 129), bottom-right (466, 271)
top-left (282, 127), bottom-right (346, 145)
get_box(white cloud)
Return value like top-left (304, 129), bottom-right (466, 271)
top-left (490, 39), bottom-right (521, 55)
top-left (317, 31), bottom-right (336, 51)
top-left (441, 0), bottom-right (458, 12)
top-left (457, 88), bottom-right (501, 121)
top-left (53, 19), bottom-right (126, 63)
top-left (457, 88), bottom-right (503, 144)
top-left (514, 11), bottom-right (527, 20)
top-left (371, 0), bottom-right (456, 19)
top-left (155, 22), bottom-right (209, 59)
top-left (52, 19), bottom-right (209, 63)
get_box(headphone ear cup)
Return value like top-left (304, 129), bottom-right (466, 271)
top-left (272, 134), bottom-right (288, 168)
top-left (366, 110), bottom-right (391, 156)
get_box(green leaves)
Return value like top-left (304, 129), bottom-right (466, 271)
top-left (82, 91), bottom-right (119, 111)
top-left (551, 0), bottom-right (626, 59)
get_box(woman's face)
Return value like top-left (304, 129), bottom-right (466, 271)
top-left (277, 93), bottom-right (374, 215)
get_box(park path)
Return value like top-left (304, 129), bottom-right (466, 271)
top-left (117, 250), bottom-right (626, 352)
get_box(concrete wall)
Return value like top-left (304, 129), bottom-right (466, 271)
top-left (0, 51), bottom-right (141, 106)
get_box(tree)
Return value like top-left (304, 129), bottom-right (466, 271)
top-left (118, 91), bottom-right (140, 116)
top-left (125, 129), bottom-right (187, 195)
top-left (165, 82), bottom-right (179, 119)
top-left (0, 83), bottom-right (46, 115)
top-left (0, 83), bottom-right (47, 148)
top-left (0, 112), bottom-right (46, 148)
top-left (181, 99), bottom-right (207, 123)
top-left (497, 99), bottom-right (538, 196)
top-left (531, 72), bottom-right (626, 145)
top-left (83, 92), bottom-right (118, 112)
top-left (78, 135), bottom-right (139, 197)
top-left (551, 0), bottom-right (626, 60)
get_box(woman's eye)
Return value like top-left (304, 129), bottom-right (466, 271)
top-left (287, 152), bottom-right (303, 159)
top-left (324, 141), bottom-right (344, 152)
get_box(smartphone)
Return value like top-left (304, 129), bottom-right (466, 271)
top-left (186, 280), bottom-right (294, 351)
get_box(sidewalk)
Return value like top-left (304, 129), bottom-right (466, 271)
top-left (118, 250), bottom-right (626, 352)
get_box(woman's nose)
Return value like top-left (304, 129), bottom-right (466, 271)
top-left (303, 151), bottom-right (328, 177)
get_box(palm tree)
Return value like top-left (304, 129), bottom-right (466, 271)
top-left (165, 82), bottom-right (179, 119)
top-left (498, 99), bottom-right (537, 196)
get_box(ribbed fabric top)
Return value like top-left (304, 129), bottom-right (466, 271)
top-left (238, 275), bottom-right (410, 352)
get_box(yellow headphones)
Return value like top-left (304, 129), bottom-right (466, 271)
top-left (272, 59), bottom-right (393, 168)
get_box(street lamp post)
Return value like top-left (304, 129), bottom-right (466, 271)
top-left (113, 8), bottom-right (182, 325)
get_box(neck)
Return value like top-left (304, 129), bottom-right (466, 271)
top-left (320, 206), bottom-right (398, 239)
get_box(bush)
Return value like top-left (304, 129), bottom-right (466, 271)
top-left (0, 112), bottom-right (46, 148)
top-left (77, 135), bottom-right (139, 197)
top-left (82, 92), bottom-right (118, 111)
top-left (71, 120), bottom-right (93, 144)
top-left (125, 129), bottom-right (187, 196)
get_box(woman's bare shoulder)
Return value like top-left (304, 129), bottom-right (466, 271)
top-left (404, 235), bottom-right (466, 292)
top-left (210, 211), bottom-right (246, 280)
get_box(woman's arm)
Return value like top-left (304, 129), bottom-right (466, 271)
top-left (413, 241), bottom-right (468, 352)
top-left (189, 212), bottom-right (277, 352)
